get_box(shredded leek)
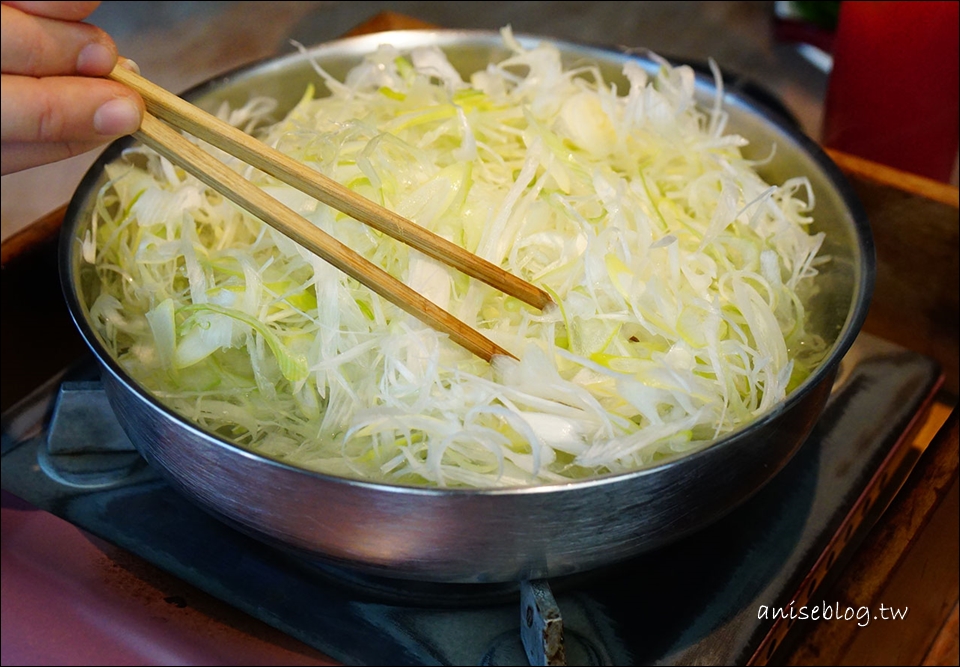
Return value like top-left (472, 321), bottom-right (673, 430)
top-left (83, 28), bottom-right (829, 487)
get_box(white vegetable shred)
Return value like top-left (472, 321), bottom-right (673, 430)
top-left (84, 29), bottom-right (828, 487)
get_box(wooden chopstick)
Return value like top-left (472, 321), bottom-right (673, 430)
top-left (108, 63), bottom-right (553, 312)
top-left (133, 111), bottom-right (515, 363)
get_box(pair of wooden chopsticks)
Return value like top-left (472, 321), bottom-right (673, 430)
top-left (108, 63), bottom-right (553, 362)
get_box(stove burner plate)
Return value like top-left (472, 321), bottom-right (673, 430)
top-left (1, 332), bottom-right (942, 665)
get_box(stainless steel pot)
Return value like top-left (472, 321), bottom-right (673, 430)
top-left (60, 30), bottom-right (875, 584)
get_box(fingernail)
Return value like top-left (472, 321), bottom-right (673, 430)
top-left (94, 98), bottom-right (141, 136)
top-left (77, 42), bottom-right (115, 74)
top-left (118, 58), bottom-right (141, 75)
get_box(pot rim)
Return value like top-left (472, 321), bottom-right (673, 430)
top-left (59, 28), bottom-right (876, 497)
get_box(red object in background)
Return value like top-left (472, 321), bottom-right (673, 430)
top-left (822, 1), bottom-right (960, 183)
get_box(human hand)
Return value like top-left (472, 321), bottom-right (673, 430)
top-left (1, 1), bottom-right (144, 175)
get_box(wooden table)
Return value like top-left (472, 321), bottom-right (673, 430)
top-left (2, 12), bottom-right (957, 667)
top-left (774, 149), bottom-right (959, 666)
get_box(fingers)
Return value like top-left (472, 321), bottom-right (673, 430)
top-left (1, 2), bottom-right (102, 22)
top-left (1, 138), bottom-right (107, 176)
top-left (0, 2), bottom-right (143, 173)
top-left (1, 3), bottom-right (117, 76)
top-left (1, 74), bottom-right (143, 144)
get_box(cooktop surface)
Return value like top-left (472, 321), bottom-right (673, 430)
top-left (1, 332), bottom-right (941, 666)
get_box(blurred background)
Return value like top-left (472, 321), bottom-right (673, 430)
top-left (2, 0), bottom-right (957, 241)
